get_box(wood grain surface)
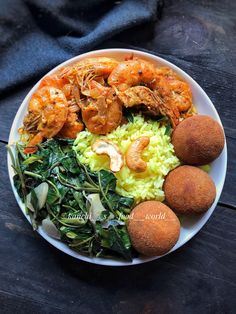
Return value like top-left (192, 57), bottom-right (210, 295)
top-left (0, 0), bottom-right (236, 313)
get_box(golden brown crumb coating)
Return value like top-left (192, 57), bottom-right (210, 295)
top-left (172, 115), bottom-right (225, 165)
top-left (164, 165), bottom-right (216, 215)
top-left (127, 201), bottom-right (180, 256)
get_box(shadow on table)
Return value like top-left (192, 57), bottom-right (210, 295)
top-left (51, 242), bottom-right (191, 288)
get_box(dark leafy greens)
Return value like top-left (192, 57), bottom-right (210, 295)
top-left (164, 123), bottom-right (172, 136)
top-left (8, 139), bottom-right (135, 261)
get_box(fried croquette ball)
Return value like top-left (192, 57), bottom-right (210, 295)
top-left (164, 165), bottom-right (216, 215)
top-left (127, 201), bottom-right (180, 256)
top-left (172, 115), bottom-right (225, 165)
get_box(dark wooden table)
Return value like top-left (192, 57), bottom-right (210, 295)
top-left (0, 1), bottom-right (236, 313)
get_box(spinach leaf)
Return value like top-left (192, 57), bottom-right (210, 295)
top-left (56, 181), bottom-right (69, 201)
top-left (10, 138), bottom-right (135, 260)
top-left (106, 192), bottom-right (134, 213)
top-left (108, 225), bottom-right (132, 261)
top-left (23, 155), bottom-right (43, 165)
top-left (123, 108), bottom-right (134, 123)
top-left (30, 189), bottom-right (39, 212)
top-left (99, 169), bottom-right (117, 191)
top-left (46, 184), bottom-right (60, 206)
top-left (164, 124), bottom-right (172, 136)
top-left (98, 210), bottom-right (111, 221)
top-left (60, 151), bottom-right (80, 174)
top-left (13, 174), bottom-right (23, 198)
top-left (73, 191), bottom-right (87, 213)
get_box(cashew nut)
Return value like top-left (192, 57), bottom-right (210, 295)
top-left (126, 137), bottom-right (150, 172)
top-left (92, 139), bottom-right (123, 172)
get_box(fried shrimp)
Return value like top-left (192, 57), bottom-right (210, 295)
top-left (158, 77), bottom-right (192, 112)
top-left (80, 81), bottom-right (123, 134)
top-left (108, 58), bottom-right (158, 91)
top-left (81, 92), bottom-right (123, 134)
top-left (72, 57), bottom-right (119, 96)
top-left (87, 80), bottom-right (111, 99)
top-left (108, 58), bottom-right (189, 126)
top-left (39, 68), bottom-right (73, 99)
top-left (155, 66), bottom-right (180, 81)
top-left (23, 87), bottom-right (68, 153)
top-left (75, 57), bottom-right (119, 77)
top-left (21, 55), bottom-right (194, 151)
top-left (39, 70), bottom-right (84, 139)
top-left (59, 104), bottom-right (84, 139)
top-left (39, 69), bottom-right (81, 103)
top-left (118, 86), bottom-right (180, 127)
top-left (39, 71), bottom-right (68, 90)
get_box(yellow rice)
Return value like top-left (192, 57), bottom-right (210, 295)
top-left (73, 115), bottom-right (180, 203)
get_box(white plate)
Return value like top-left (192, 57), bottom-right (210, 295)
top-left (7, 49), bottom-right (227, 266)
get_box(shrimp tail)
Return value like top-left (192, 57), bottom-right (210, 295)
top-left (24, 132), bottom-right (44, 154)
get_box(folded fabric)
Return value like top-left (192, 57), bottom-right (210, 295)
top-left (0, 0), bottom-right (162, 95)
